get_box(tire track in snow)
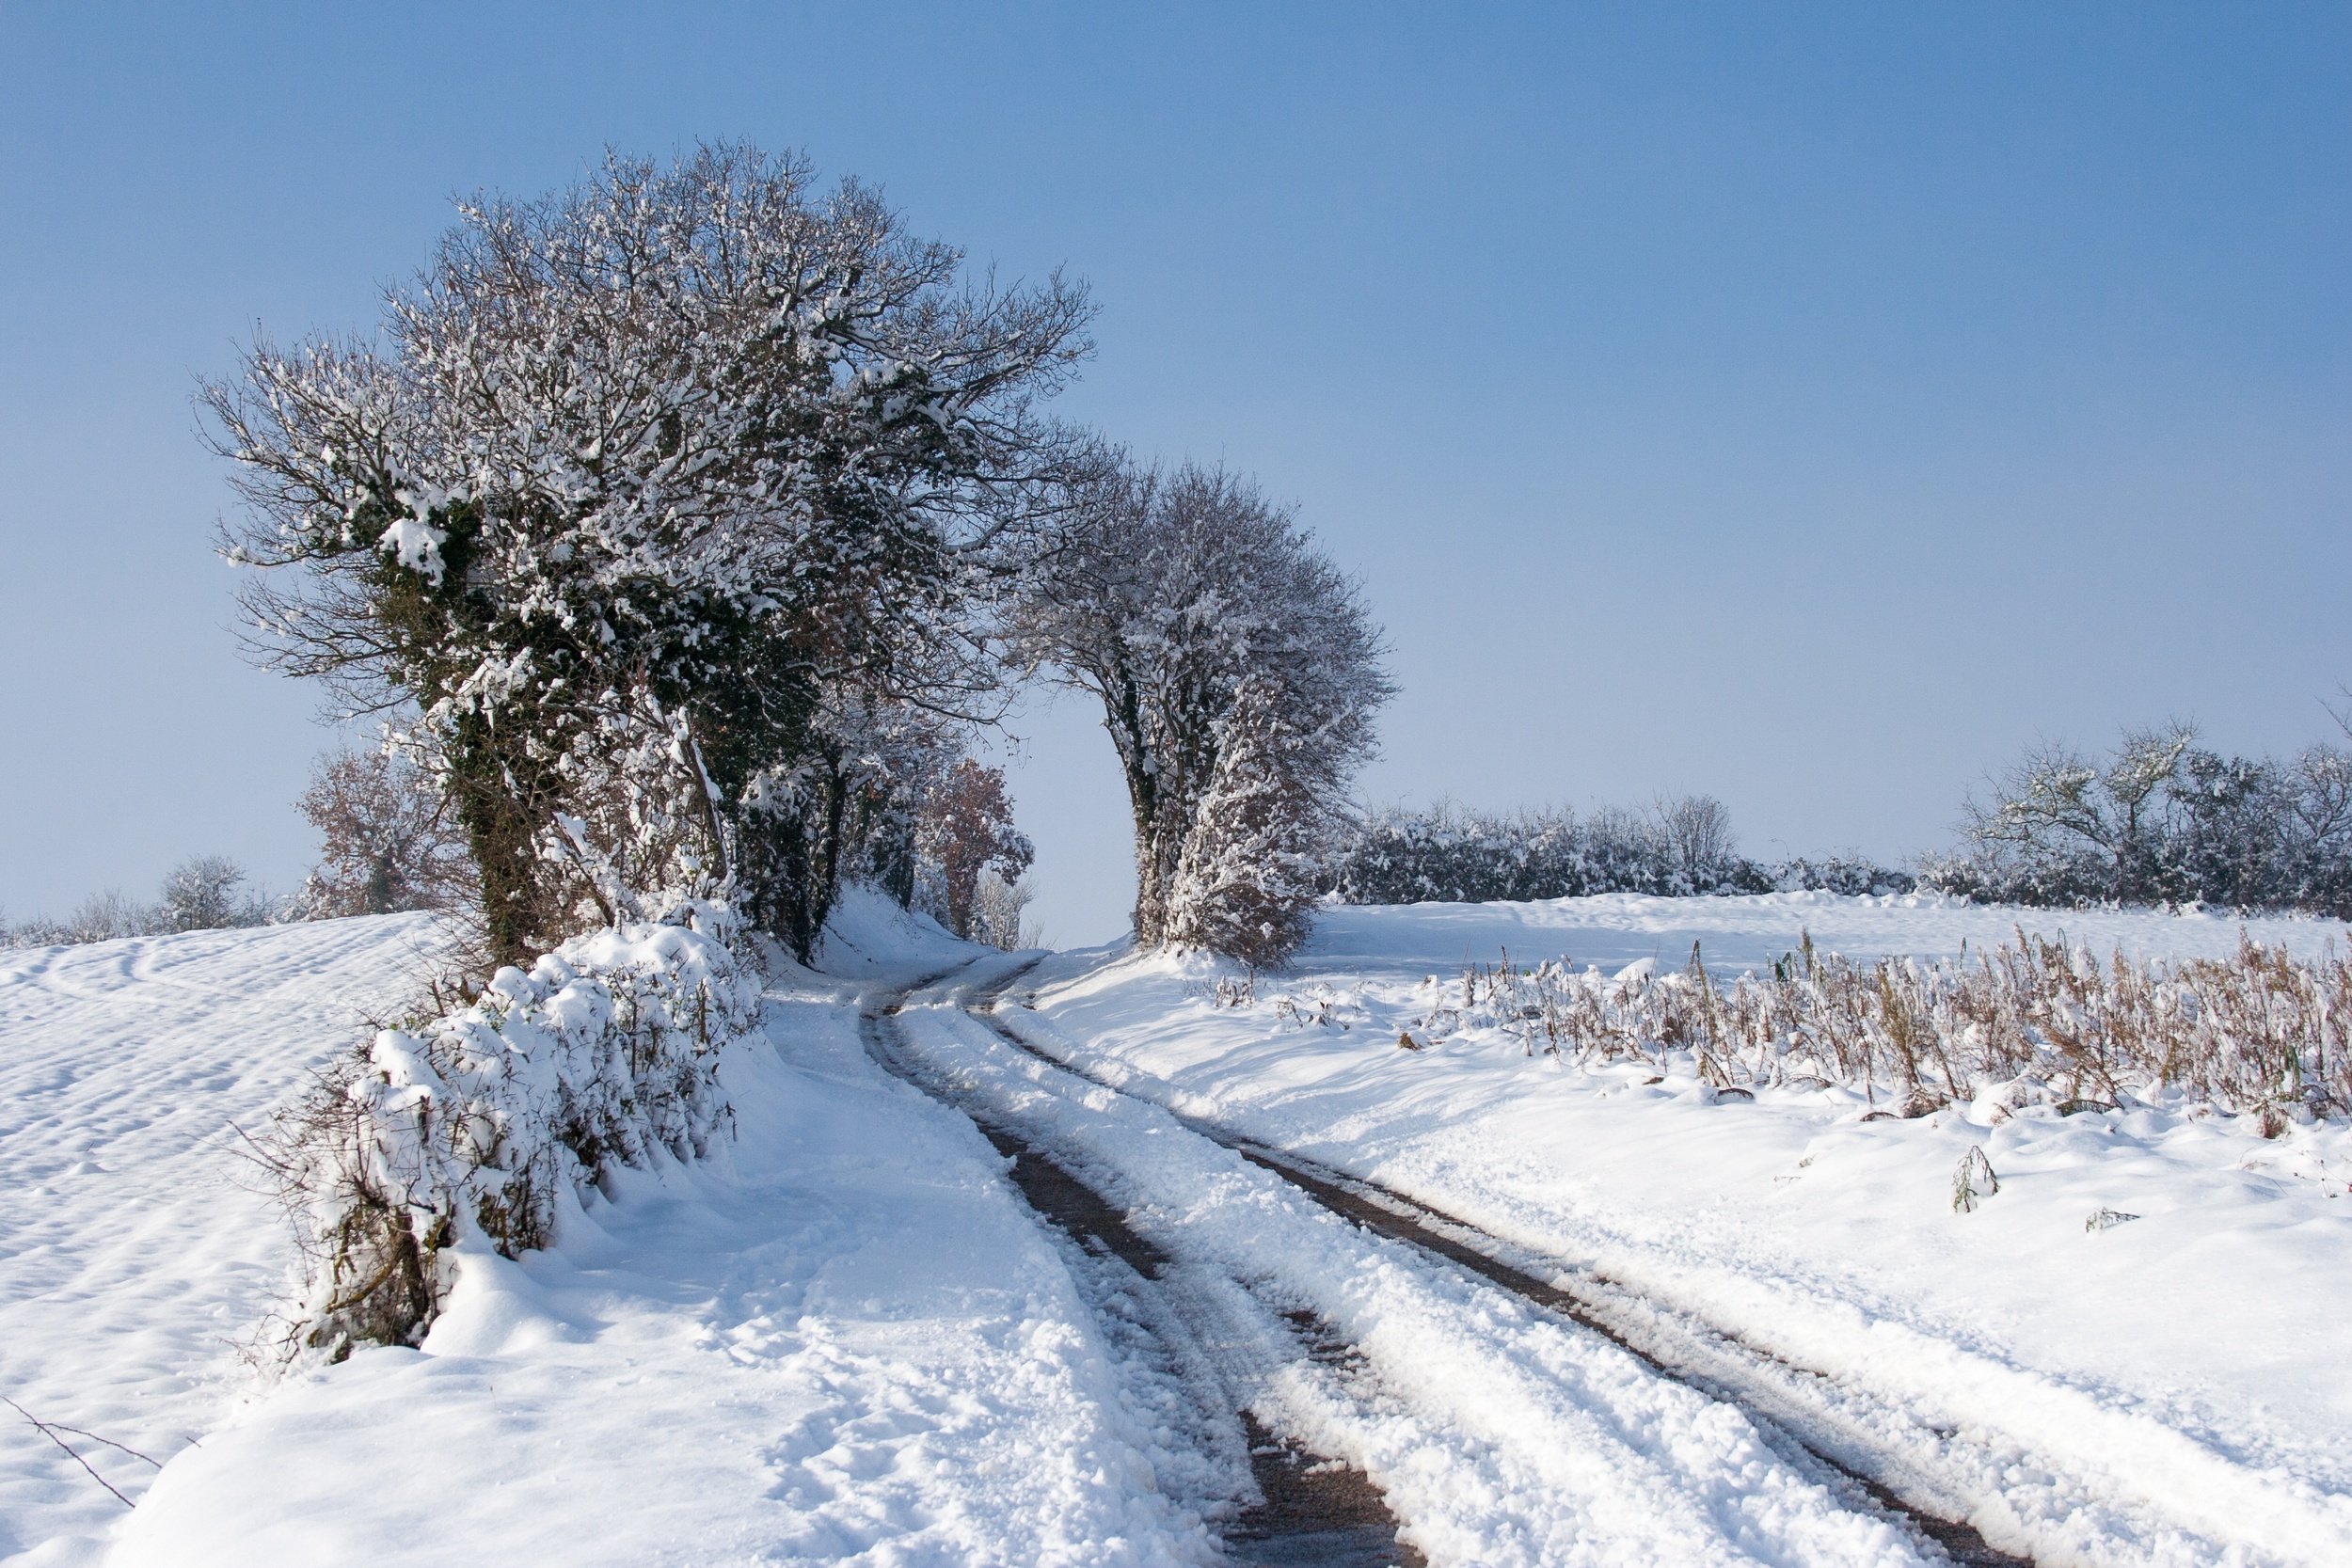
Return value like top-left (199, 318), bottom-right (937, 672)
top-left (889, 969), bottom-right (1957, 1566)
top-left (982, 990), bottom-right (2352, 1566)
top-left (859, 964), bottom-right (1425, 1568)
top-left (961, 990), bottom-right (2030, 1566)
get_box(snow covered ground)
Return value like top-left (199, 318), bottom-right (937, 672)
top-left (1004, 892), bottom-right (2352, 1565)
top-left (8, 894), bottom-right (1228, 1567)
top-left (6, 888), bottom-right (2347, 1563)
top-left (0, 914), bottom-right (446, 1565)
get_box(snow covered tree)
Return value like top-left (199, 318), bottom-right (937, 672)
top-left (205, 143), bottom-right (1092, 966)
top-left (914, 759), bottom-right (1034, 942)
top-left (1931, 719), bottom-right (2352, 915)
top-left (158, 855), bottom-right (267, 931)
top-left (1162, 675), bottom-right (1329, 965)
top-left (1956, 724), bottom-right (2197, 905)
top-left (972, 868), bottom-right (1039, 950)
top-left (298, 749), bottom-right (475, 917)
top-left (1013, 462), bottom-right (1391, 954)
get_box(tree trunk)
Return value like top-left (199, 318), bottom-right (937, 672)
top-left (448, 714), bottom-right (557, 973)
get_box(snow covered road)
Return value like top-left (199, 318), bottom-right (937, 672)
top-left (887, 972), bottom-right (1960, 1566)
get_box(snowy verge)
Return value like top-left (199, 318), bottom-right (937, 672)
top-left (2, 886), bottom-right (1220, 1565)
top-left (23, 893), bottom-right (1214, 1568)
top-left (109, 976), bottom-right (1220, 1566)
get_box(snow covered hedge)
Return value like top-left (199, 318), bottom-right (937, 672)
top-left (1327, 800), bottom-right (1913, 907)
top-left (263, 911), bottom-right (759, 1357)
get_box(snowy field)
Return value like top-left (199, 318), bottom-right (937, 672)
top-left (4, 890), bottom-right (2348, 1563)
top-left (0, 915), bottom-right (444, 1565)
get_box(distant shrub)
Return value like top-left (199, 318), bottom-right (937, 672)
top-left (1325, 798), bottom-right (1913, 907)
top-left (1923, 721), bottom-right (2352, 918)
top-left (159, 854), bottom-right (272, 931)
top-left (973, 868), bottom-right (1042, 952)
top-left (3, 856), bottom-right (274, 948)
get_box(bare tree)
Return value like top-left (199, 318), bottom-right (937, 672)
top-left (298, 750), bottom-right (476, 917)
top-left (1656, 794), bottom-right (1738, 891)
top-left (65, 889), bottom-right (157, 942)
top-left (914, 759), bottom-right (1034, 942)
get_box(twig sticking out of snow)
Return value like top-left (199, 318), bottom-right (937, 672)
top-left (1952, 1146), bottom-right (2000, 1213)
top-left (2, 1395), bottom-right (160, 1508)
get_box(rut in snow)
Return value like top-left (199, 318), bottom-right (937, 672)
top-left (859, 983), bottom-right (1424, 1568)
top-left (965, 996), bottom-right (2031, 1568)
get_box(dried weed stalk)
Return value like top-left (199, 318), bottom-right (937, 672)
top-left (1430, 929), bottom-right (2350, 1121)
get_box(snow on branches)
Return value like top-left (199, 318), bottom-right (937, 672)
top-left (1015, 462), bottom-right (1391, 961)
top-left (1163, 675), bottom-right (1331, 966)
top-left (1016, 460), bottom-right (1383, 963)
top-left (1928, 721), bottom-right (2352, 916)
top-left (205, 142), bottom-right (1093, 966)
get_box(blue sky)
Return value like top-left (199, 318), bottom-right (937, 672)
top-left (2, 3), bottom-right (2345, 943)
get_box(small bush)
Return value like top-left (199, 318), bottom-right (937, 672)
top-left (1951, 1147), bottom-right (1999, 1213)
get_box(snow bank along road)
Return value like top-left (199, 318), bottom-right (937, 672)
top-left (6, 890), bottom-right (2346, 1563)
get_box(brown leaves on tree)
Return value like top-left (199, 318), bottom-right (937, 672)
top-left (916, 760), bottom-right (1034, 942)
top-left (298, 751), bottom-right (476, 918)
